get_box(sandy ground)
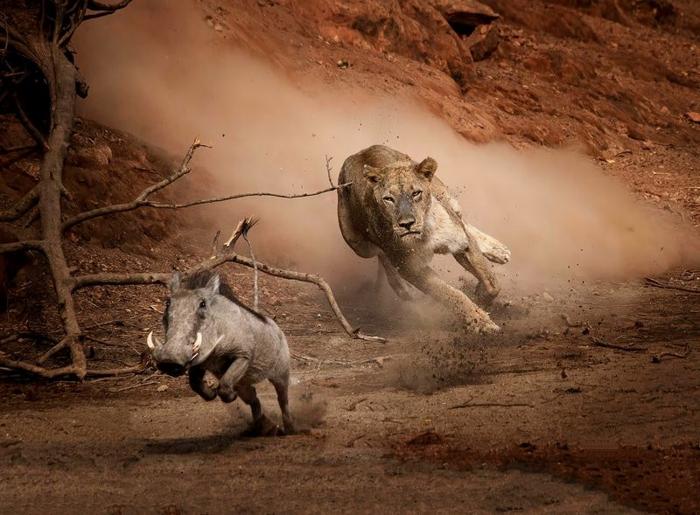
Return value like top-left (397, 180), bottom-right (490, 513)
top-left (1, 274), bottom-right (698, 514)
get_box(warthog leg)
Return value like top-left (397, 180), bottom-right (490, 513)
top-left (400, 264), bottom-right (499, 334)
top-left (237, 384), bottom-right (280, 436)
top-left (271, 374), bottom-right (295, 435)
top-left (217, 357), bottom-right (250, 403)
top-left (188, 366), bottom-right (218, 401)
top-left (236, 384), bottom-right (263, 421)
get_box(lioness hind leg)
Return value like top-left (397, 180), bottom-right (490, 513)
top-left (378, 253), bottom-right (413, 301)
top-left (400, 265), bottom-right (499, 334)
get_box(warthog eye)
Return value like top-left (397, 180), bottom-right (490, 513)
top-left (412, 190), bottom-right (422, 200)
top-left (383, 196), bottom-right (395, 204)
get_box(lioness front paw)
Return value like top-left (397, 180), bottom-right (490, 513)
top-left (475, 282), bottom-right (500, 306)
top-left (477, 319), bottom-right (501, 335)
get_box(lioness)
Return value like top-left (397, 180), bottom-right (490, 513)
top-left (337, 145), bottom-right (510, 333)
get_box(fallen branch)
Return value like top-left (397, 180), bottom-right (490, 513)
top-left (72, 220), bottom-right (385, 343)
top-left (590, 336), bottom-right (645, 353)
top-left (108, 380), bottom-right (160, 393)
top-left (651, 345), bottom-right (691, 363)
top-left (644, 277), bottom-right (700, 294)
top-left (63, 146), bottom-right (349, 232)
top-left (448, 400), bottom-right (534, 410)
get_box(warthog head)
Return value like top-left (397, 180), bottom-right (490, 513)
top-left (363, 157), bottom-right (437, 240)
top-left (147, 272), bottom-right (224, 377)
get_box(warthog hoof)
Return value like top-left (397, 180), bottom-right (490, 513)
top-left (243, 415), bottom-right (284, 437)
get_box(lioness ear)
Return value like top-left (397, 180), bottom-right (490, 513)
top-left (416, 157), bottom-right (437, 181)
top-left (169, 272), bottom-right (181, 293)
top-left (205, 273), bottom-right (220, 295)
top-left (363, 164), bottom-right (382, 184)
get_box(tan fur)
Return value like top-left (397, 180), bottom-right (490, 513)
top-left (337, 145), bottom-right (510, 333)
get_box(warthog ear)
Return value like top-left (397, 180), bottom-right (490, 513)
top-left (205, 273), bottom-right (220, 295)
top-left (169, 272), bottom-right (181, 293)
top-left (416, 157), bottom-right (437, 181)
top-left (363, 164), bottom-right (382, 184)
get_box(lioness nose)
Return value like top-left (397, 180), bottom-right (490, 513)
top-left (399, 219), bottom-right (415, 230)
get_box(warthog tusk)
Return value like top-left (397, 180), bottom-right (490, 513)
top-left (193, 332), bottom-right (202, 353)
top-left (146, 332), bottom-right (163, 351)
top-left (190, 333), bottom-right (224, 364)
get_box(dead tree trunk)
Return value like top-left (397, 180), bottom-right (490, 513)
top-left (0, 1), bottom-right (381, 380)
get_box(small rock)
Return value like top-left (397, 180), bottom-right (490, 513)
top-left (156, 384), bottom-right (169, 392)
top-left (466, 23), bottom-right (500, 61)
top-left (68, 143), bottom-right (112, 168)
top-left (542, 292), bottom-right (554, 302)
top-left (214, 23), bottom-right (224, 32)
top-left (686, 111), bottom-right (700, 123)
top-left (337, 59), bottom-right (349, 69)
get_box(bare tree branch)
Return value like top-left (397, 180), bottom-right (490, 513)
top-left (0, 186), bottom-right (39, 222)
top-left (0, 240), bottom-right (44, 254)
top-left (63, 181), bottom-right (350, 232)
top-left (12, 92), bottom-right (49, 151)
top-left (71, 219), bottom-right (385, 342)
top-left (325, 155), bottom-right (335, 187)
top-left (61, 138), bottom-right (208, 231)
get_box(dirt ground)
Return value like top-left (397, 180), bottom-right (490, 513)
top-left (1, 0), bottom-right (700, 513)
top-left (1, 269), bottom-right (699, 514)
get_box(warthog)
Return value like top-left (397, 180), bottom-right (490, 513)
top-left (147, 271), bottom-right (294, 435)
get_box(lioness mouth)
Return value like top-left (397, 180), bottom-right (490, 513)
top-left (401, 230), bottom-right (421, 237)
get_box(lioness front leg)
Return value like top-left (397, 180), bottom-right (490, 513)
top-left (453, 231), bottom-right (500, 305)
top-left (378, 253), bottom-right (413, 301)
top-left (400, 264), bottom-right (499, 334)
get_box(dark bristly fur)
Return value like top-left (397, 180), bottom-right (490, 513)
top-left (175, 271), bottom-right (267, 323)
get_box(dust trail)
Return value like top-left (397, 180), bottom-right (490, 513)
top-left (73, 0), bottom-right (698, 294)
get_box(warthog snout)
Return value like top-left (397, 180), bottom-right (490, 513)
top-left (156, 361), bottom-right (186, 377)
top-left (147, 331), bottom-right (202, 377)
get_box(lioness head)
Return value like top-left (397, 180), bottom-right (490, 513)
top-left (363, 157), bottom-right (437, 240)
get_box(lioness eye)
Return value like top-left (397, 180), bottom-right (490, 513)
top-left (198, 299), bottom-right (206, 310)
top-left (383, 196), bottom-right (395, 204)
top-left (412, 190), bottom-right (422, 199)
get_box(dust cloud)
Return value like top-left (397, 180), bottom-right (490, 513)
top-left (73, 0), bottom-right (697, 295)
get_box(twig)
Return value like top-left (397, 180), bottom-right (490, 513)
top-left (448, 400), bottom-right (534, 410)
top-left (62, 138), bottom-right (208, 231)
top-left (109, 380), bottom-right (160, 393)
top-left (12, 93), bottom-right (49, 151)
top-left (325, 155), bottom-right (335, 187)
top-left (651, 344), bottom-right (691, 363)
top-left (645, 277), bottom-right (700, 294)
top-left (343, 397), bottom-right (367, 411)
top-left (241, 222), bottom-right (259, 311)
top-left (210, 230), bottom-right (221, 258)
top-left (590, 336), bottom-right (645, 352)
